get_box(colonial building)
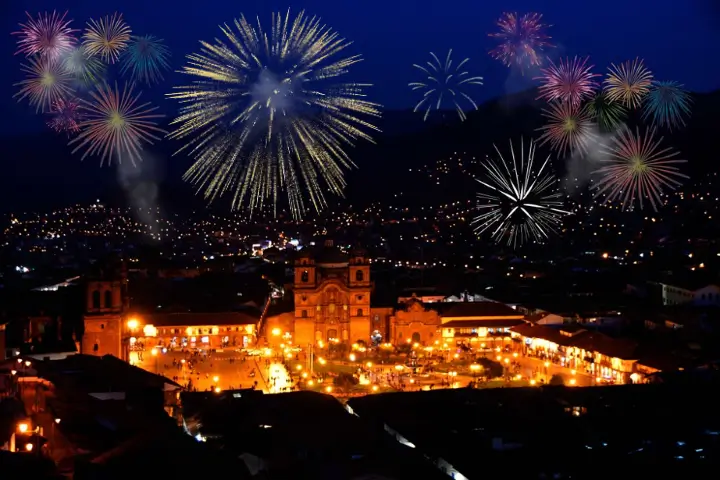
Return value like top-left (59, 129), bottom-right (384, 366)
top-left (82, 258), bottom-right (263, 359)
top-left (82, 257), bottom-right (129, 359)
top-left (289, 240), bottom-right (372, 346)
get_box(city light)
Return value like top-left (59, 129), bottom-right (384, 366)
top-left (127, 318), bottom-right (139, 330)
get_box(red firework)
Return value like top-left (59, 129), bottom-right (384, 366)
top-left (47, 98), bottom-right (82, 135)
top-left (13, 11), bottom-right (77, 60)
top-left (535, 56), bottom-right (599, 106)
top-left (489, 12), bottom-right (553, 72)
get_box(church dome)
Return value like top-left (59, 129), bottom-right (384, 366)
top-left (315, 240), bottom-right (349, 268)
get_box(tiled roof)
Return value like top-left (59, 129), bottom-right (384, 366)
top-left (142, 311), bottom-right (260, 327)
top-left (436, 301), bottom-right (523, 318)
top-left (442, 319), bottom-right (525, 328)
top-left (511, 323), bottom-right (639, 360)
top-left (35, 354), bottom-right (179, 392)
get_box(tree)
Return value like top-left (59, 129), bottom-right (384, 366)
top-left (549, 374), bottom-right (565, 386)
top-left (476, 357), bottom-right (504, 378)
top-left (334, 372), bottom-right (359, 392)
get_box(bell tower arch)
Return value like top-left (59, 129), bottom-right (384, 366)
top-left (82, 257), bottom-right (129, 359)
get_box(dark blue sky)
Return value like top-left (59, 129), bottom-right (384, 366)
top-left (3, 0), bottom-right (720, 135)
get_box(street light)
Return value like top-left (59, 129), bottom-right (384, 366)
top-left (17, 422), bottom-right (29, 434)
top-left (127, 318), bottom-right (139, 330)
top-left (151, 348), bottom-right (159, 374)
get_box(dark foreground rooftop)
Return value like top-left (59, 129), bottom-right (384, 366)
top-left (348, 382), bottom-right (720, 479)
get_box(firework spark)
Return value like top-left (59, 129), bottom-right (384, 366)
top-left (535, 56), bottom-right (599, 106)
top-left (13, 56), bottom-right (75, 113)
top-left (62, 46), bottom-right (105, 88)
top-left (47, 98), bottom-right (82, 134)
top-left (69, 82), bottom-right (166, 166)
top-left (642, 81), bottom-right (692, 130)
top-left (489, 12), bottom-right (553, 72)
top-left (536, 101), bottom-right (596, 158)
top-left (167, 10), bottom-right (381, 219)
top-left (592, 125), bottom-right (687, 211)
top-left (472, 138), bottom-right (570, 247)
top-left (82, 13), bottom-right (131, 64)
top-left (604, 58), bottom-right (653, 109)
top-left (120, 35), bottom-right (171, 85)
top-left (13, 11), bottom-right (77, 60)
top-left (583, 91), bottom-right (627, 132)
top-left (409, 50), bottom-right (483, 121)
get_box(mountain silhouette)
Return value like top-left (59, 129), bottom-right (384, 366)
top-left (1, 88), bottom-right (717, 214)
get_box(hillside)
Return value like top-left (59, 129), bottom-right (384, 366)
top-left (1, 88), bottom-right (718, 213)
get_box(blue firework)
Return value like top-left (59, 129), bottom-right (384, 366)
top-left (642, 80), bottom-right (692, 130)
top-left (119, 35), bottom-right (171, 85)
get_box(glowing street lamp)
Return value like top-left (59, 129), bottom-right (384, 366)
top-left (127, 318), bottom-right (139, 330)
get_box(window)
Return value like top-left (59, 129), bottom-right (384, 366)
top-left (301, 270), bottom-right (309, 282)
top-left (411, 332), bottom-right (421, 343)
top-left (92, 290), bottom-right (101, 309)
top-left (104, 290), bottom-right (113, 308)
top-left (357, 308), bottom-right (363, 317)
top-left (357, 295), bottom-right (364, 301)
top-left (355, 270), bottom-right (364, 282)
top-left (302, 310), bottom-right (308, 318)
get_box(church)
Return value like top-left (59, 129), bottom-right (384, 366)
top-left (264, 240), bottom-right (526, 348)
top-left (267, 240), bottom-right (375, 346)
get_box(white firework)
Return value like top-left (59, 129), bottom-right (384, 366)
top-left (409, 49), bottom-right (483, 121)
top-left (472, 138), bottom-right (571, 247)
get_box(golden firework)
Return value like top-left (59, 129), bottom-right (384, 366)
top-left (82, 13), bottom-right (131, 64)
top-left (167, 10), bottom-right (381, 219)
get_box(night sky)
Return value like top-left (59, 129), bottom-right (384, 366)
top-left (2, 0), bottom-right (720, 136)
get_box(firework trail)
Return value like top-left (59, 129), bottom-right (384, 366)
top-left (47, 97), bottom-right (83, 134)
top-left (167, 10), bottom-right (381, 219)
top-left (641, 81), bottom-right (692, 131)
top-left (592, 125), bottom-right (687, 211)
top-left (473, 138), bottom-right (570, 247)
top-left (536, 101), bottom-right (597, 158)
top-left (535, 56), bottom-right (599, 106)
top-left (83, 13), bottom-right (131, 64)
top-left (604, 58), bottom-right (653, 109)
top-left (13, 11), bottom-right (77, 60)
top-left (583, 91), bottom-right (627, 132)
top-left (69, 82), bottom-right (166, 166)
top-left (13, 56), bottom-right (75, 113)
top-left (409, 50), bottom-right (483, 121)
top-left (120, 35), bottom-right (171, 85)
top-left (489, 12), bottom-right (553, 73)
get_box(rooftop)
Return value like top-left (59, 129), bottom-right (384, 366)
top-left (34, 354), bottom-right (180, 393)
top-left (348, 384), bottom-right (720, 479)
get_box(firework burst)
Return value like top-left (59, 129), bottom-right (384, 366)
top-left (642, 81), bottom-right (692, 130)
top-left (167, 10), bottom-right (381, 219)
top-left (536, 101), bottom-right (597, 158)
top-left (120, 35), bottom-right (171, 85)
top-left (13, 11), bottom-right (77, 60)
top-left (69, 82), bottom-right (166, 166)
top-left (13, 56), bottom-right (75, 113)
top-left (82, 13), bottom-right (131, 64)
top-left (535, 56), bottom-right (599, 106)
top-left (473, 138), bottom-right (570, 247)
top-left (489, 12), bottom-right (553, 72)
top-left (604, 58), bottom-right (653, 109)
top-left (409, 50), bottom-right (483, 121)
top-left (62, 46), bottom-right (105, 88)
top-left (592, 125), bottom-right (687, 211)
top-left (47, 97), bottom-right (82, 134)
top-left (583, 91), bottom-right (627, 132)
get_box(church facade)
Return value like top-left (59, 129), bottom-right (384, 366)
top-left (275, 240), bottom-right (373, 347)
